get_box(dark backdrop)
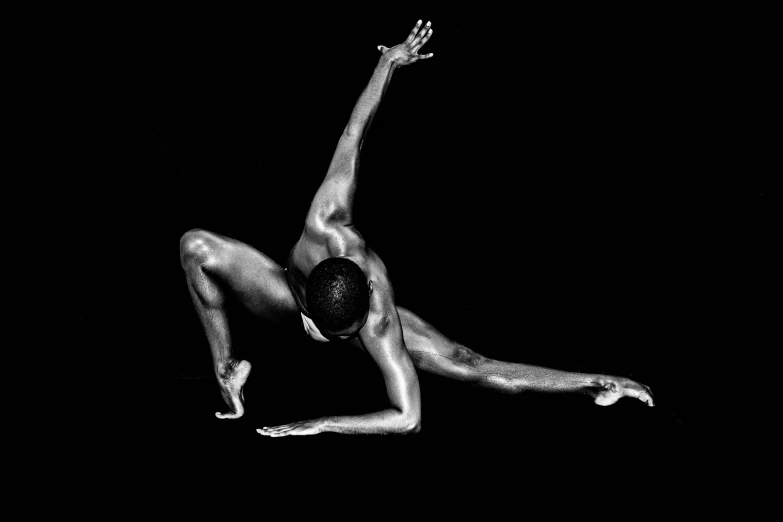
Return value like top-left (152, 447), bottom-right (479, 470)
top-left (71, 2), bottom-right (726, 499)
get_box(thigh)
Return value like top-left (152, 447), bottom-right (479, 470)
top-left (184, 229), bottom-right (300, 327)
top-left (396, 306), bottom-right (484, 381)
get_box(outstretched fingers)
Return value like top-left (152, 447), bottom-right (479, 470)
top-left (257, 424), bottom-right (294, 437)
top-left (410, 20), bottom-right (432, 50)
top-left (413, 28), bottom-right (433, 53)
top-left (406, 20), bottom-right (423, 44)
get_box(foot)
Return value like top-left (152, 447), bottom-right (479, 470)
top-left (216, 360), bottom-right (251, 419)
top-left (593, 375), bottom-right (654, 407)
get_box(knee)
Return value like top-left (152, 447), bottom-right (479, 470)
top-left (452, 345), bottom-right (486, 370)
top-left (450, 346), bottom-right (492, 384)
top-left (180, 229), bottom-right (216, 267)
top-left (432, 345), bottom-right (488, 381)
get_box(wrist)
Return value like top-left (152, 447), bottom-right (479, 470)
top-left (378, 54), bottom-right (397, 70)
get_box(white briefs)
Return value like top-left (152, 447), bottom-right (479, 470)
top-left (301, 312), bottom-right (330, 343)
top-left (286, 264), bottom-right (330, 343)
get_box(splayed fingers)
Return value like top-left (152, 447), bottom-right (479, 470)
top-left (379, 20), bottom-right (434, 63)
top-left (405, 20), bottom-right (424, 44)
top-left (407, 20), bottom-right (433, 49)
top-left (409, 20), bottom-right (434, 59)
top-left (257, 418), bottom-right (324, 437)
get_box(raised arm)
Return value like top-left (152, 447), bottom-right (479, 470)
top-left (305, 20), bottom-right (434, 230)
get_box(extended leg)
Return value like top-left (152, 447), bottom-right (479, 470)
top-left (397, 307), bottom-right (653, 406)
top-left (180, 229), bottom-right (300, 418)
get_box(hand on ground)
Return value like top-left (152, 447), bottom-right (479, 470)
top-left (257, 418), bottom-right (324, 437)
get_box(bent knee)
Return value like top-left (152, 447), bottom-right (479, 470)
top-left (452, 345), bottom-right (486, 369)
top-left (180, 229), bottom-right (221, 267)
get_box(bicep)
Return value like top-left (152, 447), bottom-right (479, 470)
top-left (306, 134), bottom-right (360, 228)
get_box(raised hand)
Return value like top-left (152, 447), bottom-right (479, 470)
top-left (378, 20), bottom-right (434, 66)
top-left (593, 375), bottom-right (654, 407)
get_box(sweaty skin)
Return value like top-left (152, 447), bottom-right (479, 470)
top-left (179, 20), bottom-right (653, 438)
top-left (261, 22), bottom-right (438, 436)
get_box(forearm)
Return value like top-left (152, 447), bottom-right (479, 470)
top-left (344, 56), bottom-right (397, 140)
top-left (320, 407), bottom-right (419, 435)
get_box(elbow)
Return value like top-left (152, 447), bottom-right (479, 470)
top-left (400, 414), bottom-right (421, 435)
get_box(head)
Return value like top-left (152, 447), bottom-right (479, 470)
top-left (306, 257), bottom-right (373, 340)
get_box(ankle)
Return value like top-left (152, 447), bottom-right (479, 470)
top-left (216, 359), bottom-right (238, 379)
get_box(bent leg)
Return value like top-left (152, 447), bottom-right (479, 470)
top-left (180, 229), bottom-right (300, 418)
top-left (397, 307), bottom-right (653, 406)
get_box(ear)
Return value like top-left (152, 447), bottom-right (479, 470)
top-left (377, 45), bottom-right (389, 54)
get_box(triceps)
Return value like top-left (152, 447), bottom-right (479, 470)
top-left (309, 144), bottom-right (360, 225)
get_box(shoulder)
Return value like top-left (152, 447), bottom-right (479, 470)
top-left (301, 219), bottom-right (369, 260)
top-left (363, 256), bottom-right (398, 337)
top-left (305, 175), bottom-right (355, 230)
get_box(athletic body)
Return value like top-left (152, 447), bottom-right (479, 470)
top-left (179, 21), bottom-right (653, 437)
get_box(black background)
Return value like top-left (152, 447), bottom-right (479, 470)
top-left (63, 0), bottom-right (750, 503)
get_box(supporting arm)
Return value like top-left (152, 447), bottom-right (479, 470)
top-left (258, 284), bottom-right (422, 436)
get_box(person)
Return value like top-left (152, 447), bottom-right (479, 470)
top-left (179, 20), bottom-right (654, 437)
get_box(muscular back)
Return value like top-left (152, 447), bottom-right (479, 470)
top-left (285, 82), bottom-right (391, 322)
top-left (285, 220), bottom-right (393, 329)
top-left (283, 26), bottom-right (429, 377)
